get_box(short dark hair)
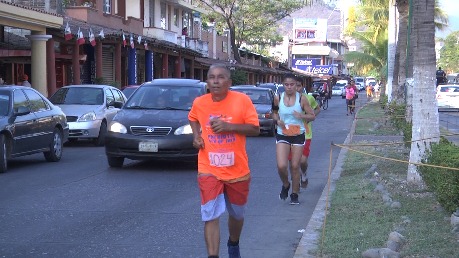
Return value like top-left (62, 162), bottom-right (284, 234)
top-left (282, 73), bottom-right (297, 82)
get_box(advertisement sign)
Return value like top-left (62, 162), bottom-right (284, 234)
top-left (292, 58), bottom-right (332, 75)
top-left (293, 18), bottom-right (327, 43)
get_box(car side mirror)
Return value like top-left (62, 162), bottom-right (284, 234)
top-left (113, 101), bottom-right (123, 108)
top-left (14, 106), bottom-right (31, 116)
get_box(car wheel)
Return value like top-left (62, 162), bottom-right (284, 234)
top-left (107, 156), bottom-right (124, 168)
top-left (268, 124), bottom-right (276, 137)
top-left (44, 128), bottom-right (63, 162)
top-left (94, 121), bottom-right (107, 146)
top-left (0, 134), bottom-right (7, 173)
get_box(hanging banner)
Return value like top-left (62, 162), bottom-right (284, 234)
top-left (292, 58), bottom-right (332, 75)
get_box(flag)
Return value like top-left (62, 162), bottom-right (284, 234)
top-left (137, 35), bottom-right (142, 44)
top-left (144, 40), bottom-right (148, 50)
top-left (99, 29), bottom-right (105, 39)
top-left (65, 22), bottom-right (72, 41)
top-left (77, 28), bottom-right (85, 45)
top-left (122, 33), bottom-right (126, 47)
top-left (89, 28), bottom-right (96, 47)
top-left (130, 34), bottom-right (134, 49)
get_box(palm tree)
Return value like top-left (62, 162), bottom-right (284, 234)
top-left (407, 0), bottom-right (439, 183)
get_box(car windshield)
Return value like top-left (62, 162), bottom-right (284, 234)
top-left (232, 89), bottom-right (272, 104)
top-left (0, 94), bottom-right (10, 116)
top-left (125, 85), bottom-right (203, 110)
top-left (439, 86), bottom-right (459, 93)
top-left (332, 86), bottom-right (341, 90)
top-left (336, 83), bottom-right (347, 87)
top-left (50, 87), bottom-right (104, 105)
top-left (122, 87), bottom-right (138, 98)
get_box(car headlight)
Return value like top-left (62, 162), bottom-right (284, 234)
top-left (78, 112), bottom-right (96, 122)
top-left (109, 121), bottom-right (127, 134)
top-left (175, 124), bottom-right (193, 135)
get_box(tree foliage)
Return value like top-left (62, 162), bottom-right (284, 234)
top-left (196, 0), bottom-right (311, 62)
top-left (438, 31), bottom-right (459, 73)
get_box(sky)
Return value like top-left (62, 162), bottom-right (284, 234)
top-left (436, 0), bottom-right (459, 38)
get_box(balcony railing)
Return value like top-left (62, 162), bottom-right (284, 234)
top-left (177, 36), bottom-right (208, 57)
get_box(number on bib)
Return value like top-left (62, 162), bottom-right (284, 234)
top-left (208, 152), bottom-right (235, 167)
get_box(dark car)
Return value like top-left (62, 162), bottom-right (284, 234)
top-left (257, 83), bottom-right (285, 95)
top-left (230, 86), bottom-right (276, 136)
top-left (122, 85), bottom-right (140, 98)
top-left (0, 86), bottom-right (69, 173)
top-left (104, 79), bottom-right (207, 167)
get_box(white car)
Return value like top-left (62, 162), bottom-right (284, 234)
top-left (436, 84), bottom-right (459, 110)
top-left (332, 86), bottom-right (344, 96)
top-left (49, 85), bottom-right (127, 146)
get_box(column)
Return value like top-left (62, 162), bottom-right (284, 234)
top-left (128, 48), bottom-right (137, 85)
top-left (26, 34), bottom-right (52, 95)
top-left (72, 41), bottom-right (81, 85)
top-left (145, 50), bottom-right (153, 81)
top-left (190, 59), bottom-right (195, 79)
top-left (162, 53), bottom-right (168, 78)
top-left (115, 43), bottom-right (122, 84)
top-left (174, 55), bottom-right (181, 78)
top-left (95, 40), bottom-right (103, 79)
top-left (46, 38), bottom-right (56, 97)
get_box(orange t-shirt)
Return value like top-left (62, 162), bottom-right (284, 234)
top-left (188, 91), bottom-right (259, 181)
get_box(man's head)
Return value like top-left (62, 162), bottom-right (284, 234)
top-left (282, 73), bottom-right (297, 94)
top-left (206, 64), bottom-right (232, 98)
top-left (439, 67), bottom-right (442, 70)
top-left (295, 76), bottom-right (304, 93)
top-left (22, 74), bottom-right (28, 81)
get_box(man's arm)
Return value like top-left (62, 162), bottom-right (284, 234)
top-left (189, 120), bottom-right (204, 149)
top-left (294, 97), bottom-right (315, 122)
top-left (210, 119), bottom-right (259, 136)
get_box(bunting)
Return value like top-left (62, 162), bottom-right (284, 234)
top-left (130, 34), bottom-right (135, 49)
top-left (77, 27), bottom-right (85, 45)
top-left (122, 32), bottom-right (126, 47)
top-left (99, 29), bottom-right (105, 39)
top-left (137, 35), bottom-right (142, 44)
top-left (65, 22), bottom-right (72, 41)
top-left (89, 28), bottom-right (96, 47)
top-left (144, 40), bottom-right (148, 51)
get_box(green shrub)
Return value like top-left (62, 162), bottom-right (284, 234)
top-left (386, 102), bottom-right (412, 145)
top-left (379, 94), bottom-right (388, 109)
top-left (231, 69), bottom-right (247, 85)
top-left (420, 137), bottom-right (459, 213)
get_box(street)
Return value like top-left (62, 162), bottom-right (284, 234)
top-left (0, 96), bottom-right (356, 258)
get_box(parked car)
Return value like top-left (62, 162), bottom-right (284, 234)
top-left (49, 85), bottom-right (127, 146)
top-left (104, 79), bottom-right (207, 167)
top-left (257, 83), bottom-right (285, 95)
top-left (122, 85), bottom-right (140, 98)
top-left (354, 77), bottom-right (365, 90)
top-left (230, 86), bottom-right (276, 136)
top-left (436, 84), bottom-right (459, 110)
top-left (0, 86), bottom-right (69, 173)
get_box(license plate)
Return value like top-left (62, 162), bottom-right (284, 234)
top-left (139, 142), bottom-right (158, 152)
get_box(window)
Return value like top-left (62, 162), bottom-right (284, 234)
top-left (13, 90), bottom-right (28, 113)
top-left (105, 89), bottom-right (115, 104)
top-left (174, 8), bottom-right (179, 26)
top-left (111, 89), bottom-right (125, 103)
top-left (103, 0), bottom-right (111, 14)
top-left (24, 89), bottom-right (49, 112)
top-left (160, 2), bottom-right (166, 30)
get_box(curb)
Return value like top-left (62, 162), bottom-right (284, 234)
top-left (293, 107), bottom-right (358, 257)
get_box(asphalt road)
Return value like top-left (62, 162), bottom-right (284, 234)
top-left (0, 95), bottom-right (357, 258)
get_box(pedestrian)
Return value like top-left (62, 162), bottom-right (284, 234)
top-left (273, 74), bottom-right (315, 205)
top-left (20, 74), bottom-right (31, 87)
top-left (289, 78), bottom-right (320, 189)
top-left (188, 63), bottom-right (260, 258)
top-left (436, 67), bottom-right (446, 86)
top-left (366, 84), bottom-right (373, 98)
top-left (346, 80), bottom-right (356, 115)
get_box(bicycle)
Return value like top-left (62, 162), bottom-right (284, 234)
top-left (316, 92), bottom-right (328, 110)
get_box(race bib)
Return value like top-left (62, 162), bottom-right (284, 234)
top-left (282, 124), bottom-right (301, 136)
top-left (209, 152), bottom-right (235, 167)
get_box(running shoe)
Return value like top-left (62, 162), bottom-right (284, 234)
top-left (227, 242), bottom-right (241, 258)
top-left (279, 183), bottom-right (290, 200)
top-left (290, 193), bottom-right (299, 205)
top-left (300, 177), bottom-right (309, 189)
